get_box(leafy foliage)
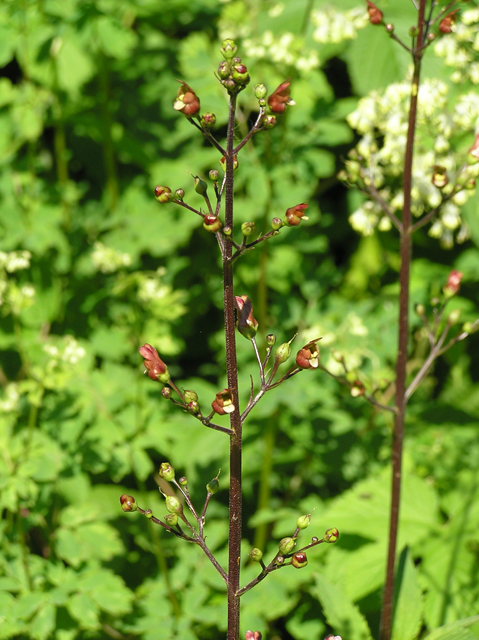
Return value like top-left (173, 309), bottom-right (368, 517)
top-left (1, 1), bottom-right (479, 639)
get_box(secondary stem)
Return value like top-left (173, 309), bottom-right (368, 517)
top-left (224, 93), bottom-right (243, 640)
top-left (379, 2), bottom-right (426, 639)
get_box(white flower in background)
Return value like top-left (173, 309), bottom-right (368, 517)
top-left (43, 335), bottom-right (86, 367)
top-left (0, 250), bottom-right (31, 272)
top-left (312, 6), bottom-right (368, 43)
top-left (91, 242), bottom-right (131, 274)
top-left (137, 268), bottom-right (169, 303)
top-left (0, 383), bottom-right (20, 413)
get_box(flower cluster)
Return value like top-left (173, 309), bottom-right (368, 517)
top-left (342, 77), bottom-right (479, 247)
top-left (91, 241), bottom-right (131, 274)
top-left (311, 6), bottom-right (368, 44)
top-left (435, 7), bottom-right (479, 84)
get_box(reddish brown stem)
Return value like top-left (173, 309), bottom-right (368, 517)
top-left (379, 2), bottom-right (426, 639)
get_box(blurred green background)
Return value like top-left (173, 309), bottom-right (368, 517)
top-left (1, 0), bottom-right (479, 639)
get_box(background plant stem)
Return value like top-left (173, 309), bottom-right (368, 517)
top-left (379, 2), bottom-right (426, 638)
top-left (224, 94), bottom-right (242, 640)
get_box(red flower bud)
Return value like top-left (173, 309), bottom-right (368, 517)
top-left (291, 551), bottom-right (308, 568)
top-left (284, 203), bottom-right (309, 227)
top-left (120, 495), bottom-right (137, 512)
top-left (439, 10), bottom-right (458, 33)
top-left (139, 343), bottom-right (170, 383)
top-left (212, 389), bottom-right (235, 415)
top-left (154, 185), bottom-right (173, 203)
top-left (296, 339), bottom-right (321, 369)
top-left (444, 269), bottom-right (463, 296)
top-left (267, 80), bottom-right (295, 114)
top-left (173, 80), bottom-right (200, 116)
top-left (203, 214), bottom-right (222, 233)
top-left (366, 1), bottom-right (383, 24)
top-left (245, 632), bottom-right (262, 640)
top-left (235, 295), bottom-right (259, 340)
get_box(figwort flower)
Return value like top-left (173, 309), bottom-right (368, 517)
top-left (268, 81), bottom-right (295, 114)
top-left (439, 10), bottom-right (458, 34)
top-left (296, 339), bottom-right (321, 369)
top-left (173, 81), bottom-right (200, 116)
top-left (284, 203), bottom-right (309, 226)
top-left (366, 1), bottom-right (383, 25)
top-left (212, 389), bottom-right (235, 415)
top-left (139, 343), bottom-right (170, 383)
top-left (444, 269), bottom-right (463, 296)
top-left (235, 295), bottom-right (258, 340)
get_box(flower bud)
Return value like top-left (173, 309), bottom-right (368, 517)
top-left (415, 303), bottom-right (426, 316)
top-left (263, 115), bottom-right (277, 129)
top-left (284, 203), bottom-right (309, 227)
top-left (209, 169), bottom-right (220, 182)
top-left (223, 226), bottom-right (233, 236)
top-left (187, 401), bottom-right (200, 415)
top-left (245, 632), bottom-right (262, 640)
top-left (296, 340), bottom-right (320, 369)
top-left (154, 185), bottom-right (173, 203)
top-left (350, 380), bottom-right (365, 397)
top-left (447, 309), bottom-right (461, 324)
top-left (165, 495), bottom-right (183, 515)
top-left (241, 221), bottom-right (255, 237)
top-left (296, 513), bottom-right (312, 530)
top-left (218, 61), bottom-right (230, 79)
top-left (266, 334), bottom-right (276, 347)
top-left (161, 387), bottom-right (172, 399)
top-left (143, 509), bottom-right (153, 519)
top-left (235, 295), bottom-right (259, 340)
top-left (291, 551), bottom-right (308, 569)
top-left (221, 39), bottom-right (238, 60)
top-left (254, 84), bottom-right (267, 99)
top-left (165, 513), bottom-right (178, 527)
top-left (203, 214), bottom-right (222, 233)
top-left (408, 25), bottom-right (419, 37)
top-left (271, 217), bottom-right (283, 230)
top-left (183, 389), bottom-right (198, 403)
top-left (249, 548), bottom-right (263, 562)
top-left (159, 462), bottom-right (175, 481)
top-left (212, 388), bottom-right (235, 415)
top-left (179, 476), bottom-right (188, 487)
top-left (232, 63), bottom-right (250, 85)
top-left (275, 336), bottom-right (295, 365)
top-left (324, 527), bottom-right (339, 543)
top-left (193, 175), bottom-right (208, 195)
top-left (201, 112), bottom-right (216, 128)
top-left (173, 81), bottom-right (200, 117)
top-left (444, 270), bottom-right (463, 296)
top-left (206, 476), bottom-right (220, 494)
top-left (366, 1), bottom-right (383, 25)
top-left (275, 555), bottom-right (285, 565)
top-left (278, 537), bottom-right (296, 555)
top-left (120, 494), bottom-right (138, 512)
top-left (385, 23), bottom-right (394, 33)
top-left (139, 344), bottom-right (170, 383)
top-left (175, 188), bottom-right (185, 201)
top-left (311, 536), bottom-right (319, 543)
top-left (268, 80), bottom-right (295, 114)
top-left (220, 155), bottom-right (239, 172)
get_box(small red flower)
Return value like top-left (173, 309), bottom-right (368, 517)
top-left (173, 81), bottom-right (200, 116)
top-left (296, 339), bottom-right (321, 369)
top-left (284, 203), bottom-right (308, 227)
top-left (444, 270), bottom-right (463, 295)
top-left (212, 389), bottom-right (235, 415)
top-left (439, 10), bottom-right (458, 34)
top-left (139, 343), bottom-right (170, 382)
top-left (268, 80), bottom-right (295, 114)
top-left (235, 295), bottom-right (258, 340)
top-left (366, 1), bottom-right (383, 25)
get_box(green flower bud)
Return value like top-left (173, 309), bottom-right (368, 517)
top-left (144, 509), bottom-right (153, 519)
top-left (209, 169), bottom-right (220, 182)
top-left (175, 188), bottom-right (185, 201)
top-left (254, 83), bottom-right (267, 99)
top-left (193, 176), bottom-right (208, 195)
top-left (266, 334), bottom-right (276, 347)
top-left (241, 221), bottom-right (255, 237)
top-left (231, 63), bottom-right (250, 85)
top-left (165, 513), bottom-right (178, 527)
top-left (275, 555), bottom-right (285, 566)
top-left (161, 387), bottom-right (172, 399)
top-left (179, 476), bottom-right (188, 486)
top-left (206, 477), bottom-right (220, 494)
top-left (249, 548), bottom-right (263, 562)
top-left (120, 494), bottom-right (138, 512)
top-left (218, 61), bottom-right (230, 79)
top-left (183, 389), bottom-right (198, 403)
top-left (159, 462), bottom-right (175, 481)
top-left (271, 217), bottom-right (283, 230)
top-left (275, 340), bottom-right (293, 365)
top-left (296, 513), bottom-right (312, 530)
top-left (165, 495), bottom-right (183, 515)
top-left (154, 185), bottom-right (173, 203)
top-left (201, 112), bottom-right (216, 128)
top-left (324, 527), bottom-right (339, 543)
top-left (291, 551), bottom-right (308, 569)
top-left (263, 115), bottom-right (277, 129)
top-left (203, 214), bottom-right (222, 233)
top-left (223, 226), bottom-right (233, 236)
top-left (278, 537), bottom-right (296, 555)
top-left (187, 401), bottom-right (200, 415)
top-left (221, 39), bottom-right (238, 60)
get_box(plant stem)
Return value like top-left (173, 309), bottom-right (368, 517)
top-left (224, 94), bottom-right (243, 640)
top-left (379, 2), bottom-right (426, 639)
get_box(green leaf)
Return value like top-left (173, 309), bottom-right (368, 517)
top-left (314, 573), bottom-right (373, 640)
top-left (422, 616), bottom-right (479, 640)
top-left (67, 592), bottom-right (100, 630)
top-left (30, 602), bottom-right (56, 640)
top-left (392, 547), bottom-right (423, 640)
